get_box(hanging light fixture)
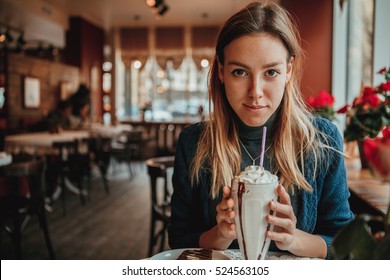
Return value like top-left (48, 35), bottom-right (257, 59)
top-left (156, 4), bottom-right (169, 17)
top-left (145, 0), bottom-right (169, 17)
top-left (145, 0), bottom-right (162, 8)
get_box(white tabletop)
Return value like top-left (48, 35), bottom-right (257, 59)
top-left (149, 248), bottom-right (314, 260)
top-left (5, 131), bottom-right (90, 147)
top-left (4, 125), bottom-right (134, 155)
top-left (4, 130), bottom-right (90, 154)
top-left (0, 152), bottom-right (12, 167)
top-left (89, 123), bottom-right (132, 138)
top-left (223, 249), bottom-right (312, 260)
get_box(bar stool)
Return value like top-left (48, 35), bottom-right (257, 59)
top-left (145, 156), bottom-right (175, 257)
top-left (0, 155), bottom-right (55, 259)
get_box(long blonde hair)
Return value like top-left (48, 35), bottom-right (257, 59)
top-left (191, 1), bottom-right (329, 198)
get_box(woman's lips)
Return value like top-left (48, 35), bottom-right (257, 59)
top-left (243, 104), bottom-right (268, 111)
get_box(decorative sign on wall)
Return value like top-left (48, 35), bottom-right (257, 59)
top-left (24, 77), bottom-right (40, 108)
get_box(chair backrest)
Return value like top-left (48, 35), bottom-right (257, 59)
top-left (125, 121), bottom-right (190, 156)
top-left (146, 156), bottom-right (175, 205)
top-left (126, 130), bottom-right (143, 144)
top-left (0, 156), bottom-right (46, 202)
top-left (1, 158), bottom-right (44, 177)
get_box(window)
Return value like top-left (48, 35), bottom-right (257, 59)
top-left (117, 54), bottom-right (209, 121)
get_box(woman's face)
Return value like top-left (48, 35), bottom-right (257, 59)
top-left (218, 32), bottom-right (293, 126)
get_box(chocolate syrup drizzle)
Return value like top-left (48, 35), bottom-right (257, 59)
top-left (237, 181), bottom-right (248, 260)
top-left (258, 208), bottom-right (274, 260)
top-left (237, 181), bottom-right (273, 260)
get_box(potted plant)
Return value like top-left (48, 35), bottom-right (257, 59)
top-left (337, 67), bottom-right (390, 168)
top-left (331, 127), bottom-right (390, 259)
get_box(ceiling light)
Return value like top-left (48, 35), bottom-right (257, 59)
top-left (201, 59), bottom-right (209, 68)
top-left (133, 60), bottom-right (142, 69)
top-left (145, 0), bottom-right (169, 17)
top-left (145, 0), bottom-right (162, 8)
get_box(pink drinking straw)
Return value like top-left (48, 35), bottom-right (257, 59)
top-left (259, 126), bottom-right (267, 167)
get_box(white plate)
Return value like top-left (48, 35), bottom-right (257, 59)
top-left (150, 248), bottom-right (231, 260)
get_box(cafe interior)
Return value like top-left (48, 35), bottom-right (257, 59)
top-left (0, 0), bottom-right (389, 260)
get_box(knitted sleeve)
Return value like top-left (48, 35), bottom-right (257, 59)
top-left (314, 119), bottom-right (354, 259)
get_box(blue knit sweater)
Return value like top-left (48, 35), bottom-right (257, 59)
top-left (168, 117), bottom-right (354, 259)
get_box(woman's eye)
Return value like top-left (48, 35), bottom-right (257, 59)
top-left (266, 69), bottom-right (279, 77)
top-left (232, 69), bottom-right (247, 76)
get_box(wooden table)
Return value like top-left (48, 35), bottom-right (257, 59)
top-left (4, 125), bottom-right (132, 155)
top-left (4, 130), bottom-right (90, 154)
top-left (346, 157), bottom-right (390, 216)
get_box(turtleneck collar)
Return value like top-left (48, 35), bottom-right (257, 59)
top-left (235, 110), bottom-right (278, 141)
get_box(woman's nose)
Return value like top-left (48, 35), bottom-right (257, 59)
top-left (249, 77), bottom-right (264, 99)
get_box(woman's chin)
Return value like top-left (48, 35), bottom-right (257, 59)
top-left (241, 118), bottom-right (267, 127)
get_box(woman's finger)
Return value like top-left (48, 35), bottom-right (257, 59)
top-left (266, 214), bottom-right (296, 233)
top-left (266, 231), bottom-right (292, 250)
top-left (219, 221), bottom-right (236, 239)
top-left (269, 200), bottom-right (294, 219)
top-left (277, 184), bottom-right (291, 205)
top-left (217, 186), bottom-right (234, 212)
top-left (216, 207), bottom-right (235, 223)
top-left (269, 185), bottom-right (296, 223)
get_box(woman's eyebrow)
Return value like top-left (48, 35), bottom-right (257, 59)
top-left (227, 61), bottom-right (284, 69)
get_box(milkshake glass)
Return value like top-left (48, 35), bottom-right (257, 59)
top-left (231, 165), bottom-right (278, 260)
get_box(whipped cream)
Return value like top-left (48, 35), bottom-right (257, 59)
top-left (234, 165), bottom-right (278, 184)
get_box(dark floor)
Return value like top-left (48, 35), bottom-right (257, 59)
top-left (0, 162), bottom-right (171, 260)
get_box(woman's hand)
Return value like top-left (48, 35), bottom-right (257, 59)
top-left (266, 184), bottom-right (327, 258)
top-left (215, 186), bottom-right (237, 240)
top-left (266, 184), bottom-right (297, 251)
top-left (199, 186), bottom-right (236, 249)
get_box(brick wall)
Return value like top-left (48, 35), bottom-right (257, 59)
top-left (7, 53), bottom-right (79, 129)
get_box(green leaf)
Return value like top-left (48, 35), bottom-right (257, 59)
top-left (373, 234), bottom-right (390, 259)
top-left (331, 215), bottom-right (376, 259)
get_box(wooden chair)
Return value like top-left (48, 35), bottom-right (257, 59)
top-left (145, 156), bottom-right (175, 257)
top-left (50, 140), bottom-right (89, 214)
top-left (111, 129), bottom-right (143, 179)
top-left (85, 136), bottom-right (112, 195)
top-left (0, 155), bottom-right (55, 259)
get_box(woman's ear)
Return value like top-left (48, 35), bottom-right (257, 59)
top-left (286, 57), bottom-right (294, 83)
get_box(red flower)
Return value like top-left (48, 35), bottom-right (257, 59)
top-left (379, 81), bottom-right (390, 92)
top-left (307, 90), bottom-right (334, 109)
top-left (381, 127), bottom-right (390, 146)
top-left (363, 93), bottom-right (381, 109)
top-left (364, 126), bottom-right (390, 177)
top-left (336, 104), bottom-right (350, 114)
top-left (363, 139), bottom-right (385, 174)
top-left (353, 87), bottom-right (381, 109)
top-left (362, 86), bottom-right (377, 95)
top-left (382, 127), bottom-right (390, 139)
top-left (377, 67), bottom-right (387, 74)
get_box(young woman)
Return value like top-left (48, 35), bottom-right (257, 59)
top-left (168, 1), bottom-right (353, 259)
